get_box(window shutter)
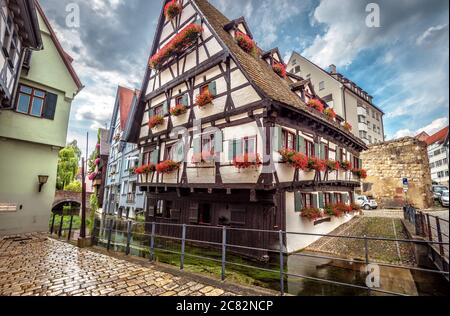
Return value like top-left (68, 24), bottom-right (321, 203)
top-left (181, 94), bottom-right (189, 106)
top-left (335, 147), bottom-right (340, 162)
top-left (162, 101), bottom-right (169, 116)
top-left (312, 194), bottom-right (319, 209)
top-left (149, 108), bottom-right (155, 117)
top-left (194, 137), bottom-right (202, 154)
top-left (331, 194), bottom-right (336, 204)
top-left (42, 92), bottom-right (58, 120)
top-left (148, 199), bottom-right (157, 217)
top-left (318, 192), bottom-right (325, 209)
top-left (273, 127), bottom-right (283, 151)
top-left (345, 193), bottom-right (350, 204)
top-left (214, 131), bottom-right (223, 153)
top-left (208, 81), bottom-right (217, 96)
top-left (235, 139), bottom-right (243, 157)
top-left (175, 141), bottom-right (184, 162)
top-left (359, 158), bottom-right (363, 169)
top-left (314, 143), bottom-right (320, 158)
top-left (297, 135), bottom-right (306, 154)
top-left (294, 192), bottom-right (303, 213)
top-left (189, 203), bottom-right (199, 223)
top-left (151, 148), bottom-right (160, 164)
top-left (320, 144), bottom-right (326, 160)
top-left (228, 140), bottom-right (235, 161)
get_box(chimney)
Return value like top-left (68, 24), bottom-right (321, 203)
top-left (329, 64), bottom-right (337, 74)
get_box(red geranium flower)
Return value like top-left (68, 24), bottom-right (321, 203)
top-left (343, 122), bottom-right (353, 132)
top-left (352, 168), bottom-right (368, 179)
top-left (273, 62), bottom-right (287, 78)
top-left (135, 164), bottom-right (156, 175)
top-left (164, 0), bottom-right (182, 20)
top-left (279, 149), bottom-right (308, 170)
top-left (324, 108), bottom-right (337, 120)
top-left (307, 157), bottom-right (326, 172)
top-left (149, 115), bottom-right (164, 129)
top-left (233, 153), bottom-right (262, 170)
top-left (196, 91), bottom-right (214, 108)
top-left (301, 208), bottom-right (323, 221)
top-left (156, 160), bottom-right (180, 174)
top-left (326, 160), bottom-right (340, 172)
top-left (340, 161), bottom-right (353, 171)
top-left (307, 99), bottom-right (325, 113)
top-left (170, 104), bottom-right (187, 116)
top-left (235, 31), bottom-right (256, 55)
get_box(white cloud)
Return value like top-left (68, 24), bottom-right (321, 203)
top-left (392, 117), bottom-right (449, 139)
top-left (416, 24), bottom-right (448, 46)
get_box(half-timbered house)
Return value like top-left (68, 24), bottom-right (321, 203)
top-left (125, 0), bottom-right (367, 256)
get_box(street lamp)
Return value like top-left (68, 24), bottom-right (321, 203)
top-left (38, 175), bottom-right (49, 192)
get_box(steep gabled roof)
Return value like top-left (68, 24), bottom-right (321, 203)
top-left (425, 126), bottom-right (449, 146)
top-left (35, 1), bottom-right (83, 91)
top-left (118, 86), bottom-right (138, 130)
top-left (415, 131), bottom-right (430, 142)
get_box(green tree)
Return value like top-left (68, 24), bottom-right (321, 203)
top-left (57, 147), bottom-right (79, 190)
top-left (64, 180), bottom-right (82, 193)
top-left (67, 140), bottom-right (82, 161)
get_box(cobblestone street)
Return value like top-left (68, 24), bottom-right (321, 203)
top-left (0, 234), bottom-right (249, 297)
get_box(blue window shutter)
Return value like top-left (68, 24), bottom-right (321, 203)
top-left (175, 142), bottom-right (184, 162)
top-left (359, 158), bottom-right (363, 169)
top-left (149, 108), bottom-right (155, 117)
top-left (312, 194), bottom-right (319, 209)
top-left (314, 143), bottom-right (320, 158)
top-left (236, 139), bottom-right (243, 156)
top-left (273, 127), bottom-right (283, 152)
top-left (214, 131), bottom-right (223, 153)
top-left (151, 149), bottom-right (160, 164)
top-left (182, 94), bottom-right (189, 106)
top-left (318, 193), bottom-right (325, 209)
top-left (297, 136), bottom-right (306, 154)
top-left (193, 137), bottom-right (202, 154)
top-left (208, 81), bottom-right (217, 96)
top-left (331, 194), bottom-right (336, 204)
top-left (162, 101), bottom-right (169, 116)
top-left (228, 140), bottom-right (235, 161)
top-left (294, 192), bottom-right (303, 213)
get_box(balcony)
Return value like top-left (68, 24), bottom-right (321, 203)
top-left (358, 122), bottom-right (368, 132)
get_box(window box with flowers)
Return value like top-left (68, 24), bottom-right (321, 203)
top-left (170, 104), bottom-right (187, 117)
top-left (339, 160), bottom-right (352, 181)
top-left (324, 203), bottom-right (352, 218)
top-left (135, 164), bottom-right (156, 183)
top-left (233, 153), bottom-right (262, 171)
top-left (325, 159), bottom-right (340, 180)
top-left (156, 160), bottom-right (180, 175)
top-left (343, 122), bottom-right (353, 132)
top-left (192, 151), bottom-right (215, 165)
top-left (307, 99), bottom-right (325, 114)
top-left (279, 149), bottom-right (308, 170)
top-left (324, 108), bottom-right (337, 121)
top-left (164, 0), bottom-right (182, 21)
top-left (235, 31), bottom-right (256, 55)
top-left (196, 91), bottom-right (214, 108)
top-left (149, 115), bottom-right (165, 129)
top-left (149, 24), bottom-right (203, 69)
top-left (352, 168), bottom-right (368, 180)
top-left (272, 62), bottom-right (287, 78)
top-left (301, 208), bottom-right (323, 221)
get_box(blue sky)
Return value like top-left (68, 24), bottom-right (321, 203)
top-left (40, 0), bottom-right (449, 158)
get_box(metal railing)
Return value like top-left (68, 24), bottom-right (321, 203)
top-left (49, 213), bottom-right (80, 242)
top-left (91, 216), bottom-right (449, 297)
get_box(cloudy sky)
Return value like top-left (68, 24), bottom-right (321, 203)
top-left (39, 0), bottom-right (449, 158)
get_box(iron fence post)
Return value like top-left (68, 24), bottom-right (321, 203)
top-left (67, 216), bottom-right (74, 241)
top-left (150, 222), bottom-right (156, 261)
top-left (436, 217), bottom-right (445, 257)
top-left (107, 220), bottom-right (113, 252)
top-left (50, 213), bottom-right (56, 234)
top-left (91, 217), bottom-right (97, 246)
top-left (364, 235), bottom-right (371, 296)
top-left (426, 213), bottom-right (433, 242)
top-left (58, 215), bottom-right (64, 238)
top-left (126, 221), bottom-right (133, 256)
top-left (279, 230), bottom-right (285, 296)
top-left (180, 224), bottom-right (187, 271)
top-left (221, 226), bottom-right (227, 281)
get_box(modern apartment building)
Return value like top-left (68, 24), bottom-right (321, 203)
top-left (103, 86), bottom-right (145, 219)
top-left (287, 52), bottom-right (385, 146)
top-left (419, 126), bottom-right (449, 186)
top-left (0, 1), bottom-right (82, 235)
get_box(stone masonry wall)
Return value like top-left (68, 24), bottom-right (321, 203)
top-left (361, 137), bottom-right (433, 209)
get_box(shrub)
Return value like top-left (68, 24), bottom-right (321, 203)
top-left (64, 181), bottom-right (82, 193)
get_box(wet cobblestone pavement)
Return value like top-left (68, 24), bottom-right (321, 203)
top-left (0, 234), bottom-right (240, 296)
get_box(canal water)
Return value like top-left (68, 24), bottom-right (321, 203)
top-left (93, 216), bottom-right (448, 296)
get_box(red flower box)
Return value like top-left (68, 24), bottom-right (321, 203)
top-left (273, 62), bottom-right (287, 78)
top-left (149, 24), bottom-right (203, 69)
top-left (343, 122), bottom-right (353, 132)
top-left (301, 208), bottom-right (323, 221)
top-left (156, 160), bottom-right (180, 174)
top-left (279, 149), bottom-right (308, 170)
top-left (196, 91), bottom-right (214, 108)
top-left (88, 172), bottom-right (97, 181)
top-left (170, 104), bottom-right (187, 116)
top-left (94, 158), bottom-right (101, 166)
top-left (307, 99), bottom-right (325, 113)
top-left (135, 164), bottom-right (156, 175)
top-left (324, 108), bottom-right (337, 120)
top-left (192, 151), bottom-right (215, 164)
top-left (307, 157), bottom-right (326, 172)
top-left (233, 153), bottom-right (262, 170)
top-left (164, 0), bottom-right (182, 20)
top-left (352, 168), bottom-right (368, 179)
top-left (340, 161), bottom-right (352, 171)
top-left (235, 31), bottom-right (256, 55)
top-left (149, 115), bottom-right (164, 129)
top-left (326, 160), bottom-right (340, 172)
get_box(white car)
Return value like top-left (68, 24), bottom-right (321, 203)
top-left (440, 190), bottom-right (449, 208)
top-left (356, 195), bottom-right (378, 210)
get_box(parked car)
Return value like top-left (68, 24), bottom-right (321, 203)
top-left (356, 195), bottom-right (378, 210)
top-left (432, 185), bottom-right (449, 200)
top-left (439, 190), bottom-right (449, 208)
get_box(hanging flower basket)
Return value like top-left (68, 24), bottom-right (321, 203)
top-left (235, 31), bottom-right (256, 55)
top-left (135, 164), bottom-right (156, 175)
top-left (192, 151), bottom-right (215, 164)
top-left (307, 157), bottom-right (326, 172)
top-left (307, 99), bottom-right (325, 113)
top-left (95, 143), bottom-right (100, 151)
top-left (88, 172), bottom-right (98, 181)
top-left (326, 160), bottom-right (340, 172)
top-left (233, 153), bottom-right (262, 170)
top-left (196, 91), bottom-right (214, 108)
top-left (340, 161), bottom-right (352, 172)
top-left (343, 122), bottom-right (353, 132)
top-left (352, 168), bottom-right (368, 179)
top-left (149, 23), bottom-right (203, 69)
top-left (301, 208), bottom-right (323, 221)
top-left (273, 63), bottom-right (287, 78)
top-left (279, 149), bottom-right (308, 170)
top-left (149, 115), bottom-right (164, 129)
top-left (156, 160), bottom-right (180, 174)
top-left (164, 0), bottom-right (182, 20)
top-left (170, 104), bottom-right (187, 116)
top-left (324, 108), bottom-right (337, 121)
top-left (94, 158), bottom-right (101, 166)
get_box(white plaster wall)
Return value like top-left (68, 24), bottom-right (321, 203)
top-left (180, 3), bottom-right (196, 26)
top-left (205, 38), bottom-right (222, 57)
top-left (171, 111), bottom-right (190, 127)
top-left (230, 69), bottom-right (248, 89)
top-left (231, 86), bottom-right (261, 108)
top-left (285, 192), bottom-right (356, 253)
top-left (184, 51), bottom-right (197, 72)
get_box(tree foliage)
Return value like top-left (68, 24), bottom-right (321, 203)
top-left (64, 180), bottom-right (82, 193)
top-left (57, 146), bottom-right (79, 190)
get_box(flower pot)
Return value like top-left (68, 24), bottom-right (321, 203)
top-left (299, 170), bottom-right (316, 181)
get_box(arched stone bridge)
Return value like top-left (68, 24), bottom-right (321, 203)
top-left (52, 191), bottom-right (93, 215)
